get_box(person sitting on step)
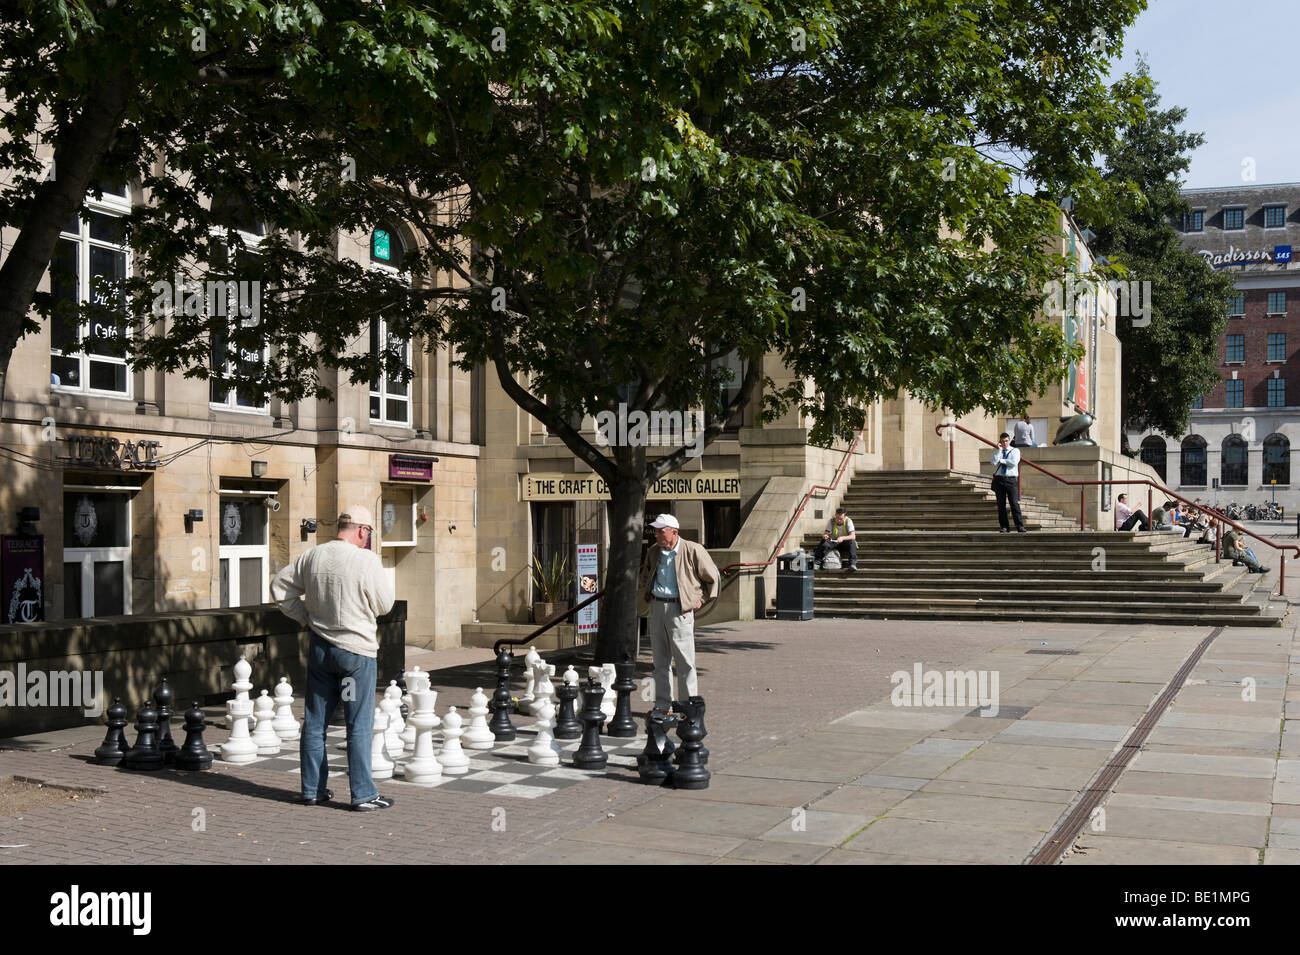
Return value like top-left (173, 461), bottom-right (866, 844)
top-left (1224, 529), bottom-right (1269, 574)
top-left (813, 507), bottom-right (857, 571)
top-left (1151, 501), bottom-right (1177, 531)
top-left (1114, 493), bottom-right (1150, 532)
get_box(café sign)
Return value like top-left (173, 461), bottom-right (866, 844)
top-left (523, 471), bottom-right (740, 501)
top-left (61, 434), bottom-right (161, 471)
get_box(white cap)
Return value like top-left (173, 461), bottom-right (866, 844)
top-left (339, 505), bottom-right (374, 529)
top-left (649, 513), bottom-right (679, 530)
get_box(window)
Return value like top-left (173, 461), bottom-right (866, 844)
top-left (50, 199), bottom-right (132, 395)
top-left (210, 328), bottom-right (269, 411)
top-left (1224, 207), bottom-right (1245, 230)
top-left (704, 350), bottom-right (748, 434)
top-left (1226, 379), bottom-right (1244, 408)
top-left (1265, 205), bottom-right (1287, 229)
top-left (1221, 434), bottom-right (1248, 486)
top-left (703, 502), bottom-right (740, 548)
top-left (1269, 332), bottom-right (1286, 362)
top-left (379, 486), bottom-right (416, 547)
top-left (1139, 436), bottom-right (1167, 482)
top-left (369, 317), bottom-right (412, 425)
top-left (1269, 378), bottom-right (1286, 407)
top-left (63, 491), bottom-right (132, 618)
top-left (1264, 434), bottom-right (1290, 485)
top-left (1183, 210), bottom-right (1204, 233)
top-left (217, 496), bottom-right (269, 607)
top-left (1268, 291), bottom-right (1287, 315)
top-left (209, 211), bottom-right (269, 412)
top-left (1228, 292), bottom-right (1245, 317)
top-left (1180, 435), bottom-right (1207, 486)
top-left (1226, 334), bottom-right (1244, 362)
top-left (1191, 394), bottom-right (1203, 410)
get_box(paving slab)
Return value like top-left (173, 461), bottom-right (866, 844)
top-left (1089, 805), bottom-right (1267, 847)
top-left (602, 797), bottom-right (791, 839)
top-left (724, 840), bottom-right (832, 864)
top-left (840, 817), bottom-right (1039, 864)
top-left (815, 848), bottom-right (976, 865)
top-left (1063, 836), bottom-right (1261, 866)
top-left (671, 775), bottom-right (833, 807)
top-left (937, 758), bottom-right (1099, 790)
top-left (997, 720), bottom-right (1130, 742)
top-left (920, 779), bottom-right (1078, 804)
top-left (973, 742), bottom-right (1115, 770)
top-left (562, 822), bottom-right (745, 857)
top-left (1115, 770), bottom-right (1274, 803)
top-left (850, 774), bottom-right (929, 791)
top-left (1131, 752), bottom-right (1276, 778)
top-left (755, 809), bottom-right (871, 847)
top-left (884, 791), bottom-right (1063, 830)
top-left (1263, 847), bottom-right (1300, 864)
top-left (808, 785), bottom-right (913, 816)
top-left (517, 840), bottom-right (708, 865)
top-left (1103, 791), bottom-right (1270, 817)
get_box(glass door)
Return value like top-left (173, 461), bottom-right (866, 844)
top-left (63, 491), bottom-right (131, 618)
top-left (218, 497), bottom-right (269, 607)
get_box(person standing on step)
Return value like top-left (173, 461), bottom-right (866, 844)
top-left (813, 507), bottom-right (858, 570)
top-left (991, 432), bottom-right (1026, 533)
top-left (1012, 414), bottom-right (1035, 448)
top-left (272, 505), bottom-right (396, 812)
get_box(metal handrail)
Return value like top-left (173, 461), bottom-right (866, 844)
top-left (937, 420), bottom-right (1300, 596)
top-left (492, 589), bottom-right (603, 654)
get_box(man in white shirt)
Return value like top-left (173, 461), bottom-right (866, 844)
top-left (991, 432), bottom-right (1026, 533)
top-left (272, 506), bottom-right (396, 811)
top-left (1113, 493), bottom-right (1150, 531)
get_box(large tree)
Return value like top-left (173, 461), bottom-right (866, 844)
top-left (1081, 59), bottom-right (1234, 443)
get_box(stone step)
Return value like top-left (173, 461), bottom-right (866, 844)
top-left (810, 568), bottom-right (1238, 585)
top-left (813, 585), bottom-right (1251, 605)
top-left (804, 605), bottom-right (1285, 627)
top-left (812, 576), bottom-right (1248, 595)
top-left (813, 593), bottom-right (1267, 614)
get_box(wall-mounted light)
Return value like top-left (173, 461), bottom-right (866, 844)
top-left (251, 461), bottom-right (268, 478)
top-left (301, 518), bottom-right (319, 534)
top-left (17, 506), bottom-right (39, 536)
top-left (184, 508), bottom-right (204, 533)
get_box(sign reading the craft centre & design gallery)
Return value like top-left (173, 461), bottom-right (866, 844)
top-left (389, 454), bottom-right (436, 481)
top-left (60, 434), bottom-right (161, 471)
top-left (522, 471), bottom-right (741, 501)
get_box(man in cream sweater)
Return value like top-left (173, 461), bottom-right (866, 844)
top-left (272, 506), bottom-right (396, 811)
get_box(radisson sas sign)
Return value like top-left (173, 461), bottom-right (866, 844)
top-left (1199, 244), bottom-right (1292, 268)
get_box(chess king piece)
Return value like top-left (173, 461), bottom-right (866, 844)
top-left (554, 666), bottom-right (582, 739)
top-left (522, 646), bottom-right (541, 709)
top-left (403, 688), bottom-right (443, 785)
top-left (572, 678), bottom-right (608, 770)
top-left (251, 690), bottom-right (281, 755)
top-left (175, 701), bottom-right (214, 771)
top-left (153, 677), bottom-right (179, 766)
top-left (528, 697), bottom-right (562, 766)
top-left (463, 687), bottom-right (496, 750)
top-left (94, 697), bottom-right (130, 766)
top-left (400, 667), bottom-right (430, 751)
top-left (607, 661), bottom-right (638, 737)
top-left (272, 677), bottom-right (300, 742)
top-left (220, 677), bottom-right (258, 764)
top-left (438, 706), bottom-right (471, 775)
top-left (637, 710), bottom-right (676, 784)
top-left (490, 647), bottom-right (516, 740)
top-left (123, 700), bottom-right (164, 771)
top-left (371, 707), bottom-right (395, 780)
top-left (671, 697), bottom-right (710, 790)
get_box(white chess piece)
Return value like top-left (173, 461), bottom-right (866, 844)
top-left (438, 706), bottom-right (471, 775)
top-left (251, 690), bottom-right (281, 755)
top-left (272, 677), bottom-right (300, 741)
top-left (403, 689), bottom-right (442, 785)
top-left (220, 658), bottom-right (257, 762)
top-left (226, 654), bottom-right (252, 730)
top-left (382, 681), bottom-right (405, 755)
top-left (599, 663), bottom-right (617, 720)
top-left (522, 646), bottom-right (541, 706)
top-left (528, 697), bottom-right (562, 766)
top-left (371, 707), bottom-right (394, 780)
top-left (463, 687), bottom-right (495, 750)
top-left (536, 664), bottom-right (556, 714)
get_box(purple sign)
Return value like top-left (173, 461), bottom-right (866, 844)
top-left (389, 454), bottom-right (435, 481)
top-left (2, 535), bottom-right (45, 624)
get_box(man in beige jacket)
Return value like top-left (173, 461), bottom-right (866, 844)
top-left (638, 513), bottom-right (720, 713)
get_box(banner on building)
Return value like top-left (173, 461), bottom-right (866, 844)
top-left (2, 535), bottom-right (45, 624)
top-left (523, 471), bottom-right (740, 501)
top-left (575, 544), bottom-right (599, 636)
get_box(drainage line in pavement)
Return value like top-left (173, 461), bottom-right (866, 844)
top-left (1027, 626), bottom-right (1225, 865)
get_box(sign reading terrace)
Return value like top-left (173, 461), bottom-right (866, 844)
top-left (60, 435), bottom-right (161, 471)
top-left (522, 471), bottom-right (740, 501)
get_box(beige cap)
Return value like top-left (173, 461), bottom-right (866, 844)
top-left (339, 505), bottom-right (374, 529)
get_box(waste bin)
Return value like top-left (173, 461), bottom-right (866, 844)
top-left (776, 551), bottom-right (814, 621)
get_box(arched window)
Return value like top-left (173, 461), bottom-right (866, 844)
top-left (1264, 433), bottom-right (1290, 486)
top-left (1221, 434), bottom-right (1248, 486)
top-left (1140, 435), bottom-right (1167, 482)
top-left (1180, 435), bottom-right (1207, 486)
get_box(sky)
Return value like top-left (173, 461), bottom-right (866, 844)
top-left (1110, 0), bottom-right (1299, 189)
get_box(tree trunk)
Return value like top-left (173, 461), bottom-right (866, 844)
top-left (594, 476), bottom-right (648, 665)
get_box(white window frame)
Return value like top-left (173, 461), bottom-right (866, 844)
top-left (51, 190), bottom-right (134, 399)
top-left (217, 496), bottom-right (270, 607)
top-left (1268, 291), bottom-right (1287, 316)
top-left (63, 490), bottom-right (133, 618)
top-left (368, 251), bottom-right (413, 427)
top-left (379, 485), bottom-right (418, 548)
top-left (208, 222), bottom-right (270, 414)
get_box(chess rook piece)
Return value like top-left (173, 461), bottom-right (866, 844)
top-left (528, 697), bottom-right (562, 766)
top-left (94, 697), bottom-right (130, 766)
top-left (153, 677), bottom-right (179, 766)
top-left (637, 710), bottom-right (676, 784)
top-left (671, 697), bottom-right (710, 790)
top-left (438, 706), bottom-right (471, 775)
top-left (572, 678), bottom-right (608, 770)
top-left (272, 677), bottom-right (300, 742)
top-left (175, 702), bottom-right (214, 771)
top-left (607, 661), bottom-right (638, 737)
top-left (463, 687), bottom-right (496, 750)
top-left (124, 700), bottom-right (164, 771)
top-left (554, 666), bottom-right (582, 739)
top-left (403, 689), bottom-right (443, 785)
top-left (371, 707), bottom-right (395, 780)
top-left (490, 648), bottom-right (516, 741)
top-left (251, 690), bottom-right (281, 755)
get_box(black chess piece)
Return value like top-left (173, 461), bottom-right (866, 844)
top-left (489, 647), bottom-right (516, 740)
top-left (637, 710), bottom-right (676, 784)
top-left (572, 678), bottom-right (608, 770)
top-left (94, 697), bottom-right (130, 766)
top-left (123, 700), bottom-right (164, 771)
top-left (554, 676), bottom-right (582, 739)
top-left (671, 694), bottom-right (708, 765)
top-left (671, 697), bottom-right (710, 789)
top-left (174, 701), bottom-right (213, 771)
top-left (397, 676), bottom-right (410, 722)
top-left (153, 677), bottom-right (179, 766)
top-left (607, 661), bottom-right (638, 737)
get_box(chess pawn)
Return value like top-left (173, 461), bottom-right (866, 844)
top-left (403, 689), bottom-right (443, 785)
top-left (371, 707), bottom-right (394, 780)
top-left (153, 677), bottom-right (179, 766)
top-left (94, 697), bottom-right (130, 766)
top-left (124, 700), bottom-right (164, 771)
top-left (463, 687), bottom-right (495, 750)
top-left (528, 697), bottom-right (562, 766)
top-left (272, 677), bottom-right (300, 741)
top-left (438, 706), bottom-right (471, 775)
top-left (572, 678), bottom-right (608, 770)
top-left (554, 668), bottom-right (582, 740)
top-left (383, 681), bottom-right (406, 755)
top-left (251, 690), bottom-right (281, 755)
top-left (175, 701), bottom-right (214, 771)
top-left (220, 694), bottom-right (257, 763)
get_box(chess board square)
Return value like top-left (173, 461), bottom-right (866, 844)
top-left (434, 778), bottom-right (505, 794)
top-left (538, 767), bottom-right (594, 781)
top-left (605, 754), bottom-right (638, 767)
top-left (480, 760), bottom-right (550, 775)
top-left (484, 783), bottom-right (551, 799)
top-left (492, 745), bottom-right (529, 757)
top-left (494, 773), bottom-right (569, 788)
top-left (456, 769), bottom-right (524, 784)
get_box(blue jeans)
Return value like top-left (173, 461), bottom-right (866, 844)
top-left (301, 632), bottom-right (377, 805)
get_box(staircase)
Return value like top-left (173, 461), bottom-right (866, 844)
top-left (802, 470), bottom-right (1287, 627)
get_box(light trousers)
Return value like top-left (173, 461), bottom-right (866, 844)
top-left (648, 598), bottom-right (698, 709)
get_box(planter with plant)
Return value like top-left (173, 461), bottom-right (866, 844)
top-left (531, 553), bottom-right (574, 624)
